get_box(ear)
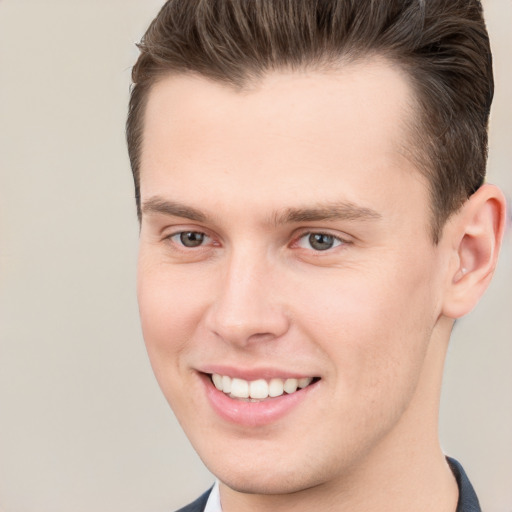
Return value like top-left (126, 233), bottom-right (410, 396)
top-left (441, 184), bottom-right (508, 319)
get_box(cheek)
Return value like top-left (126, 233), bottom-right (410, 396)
top-left (136, 259), bottom-right (211, 376)
top-left (136, 261), bottom-right (218, 425)
top-left (293, 255), bottom-right (438, 397)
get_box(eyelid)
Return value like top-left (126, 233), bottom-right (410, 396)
top-left (169, 231), bottom-right (210, 246)
top-left (291, 229), bottom-right (350, 250)
top-left (163, 225), bottom-right (218, 248)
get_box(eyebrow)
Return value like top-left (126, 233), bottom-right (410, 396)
top-left (141, 197), bottom-right (207, 222)
top-left (273, 202), bottom-right (382, 225)
top-left (141, 196), bottom-right (381, 225)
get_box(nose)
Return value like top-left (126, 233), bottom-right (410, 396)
top-left (203, 249), bottom-right (290, 347)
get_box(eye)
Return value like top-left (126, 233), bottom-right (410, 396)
top-left (170, 231), bottom-right (209, 248)
top-left (297, 232), bottom-right (344, 251)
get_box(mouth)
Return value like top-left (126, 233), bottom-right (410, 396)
top-left (209, 373), bottom-right (321, 402)
top-left (200, 368), bottom-right (321, 426)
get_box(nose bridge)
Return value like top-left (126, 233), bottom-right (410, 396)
top-left (205, 243), bottom-right (288, 346)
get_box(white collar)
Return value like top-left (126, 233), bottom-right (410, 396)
top-left (204, 480), bottom-right (222, 512)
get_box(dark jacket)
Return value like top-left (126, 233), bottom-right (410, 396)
top-left (175, 489), bottom-right (211, 512)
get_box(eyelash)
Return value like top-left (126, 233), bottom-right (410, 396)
top-left (168, 231), bottom-right (214, 249)
top-left (166, 229), bottom-right (347, 253)
top-left (294, 231), bottom-right (346, 252)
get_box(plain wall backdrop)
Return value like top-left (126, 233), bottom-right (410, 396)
top-left (0, 1), bottom-right (510, 511)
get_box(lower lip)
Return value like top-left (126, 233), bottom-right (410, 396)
top-left (200, 374), bottom-right (318, 427)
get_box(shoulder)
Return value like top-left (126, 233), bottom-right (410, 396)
top-left (174, 488), bottom-right (212, 512)
top-left (446, 457), bottom-right (481, 512)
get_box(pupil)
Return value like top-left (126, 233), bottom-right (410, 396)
top-left (309, 233), bottom-right (334, 251)
top-left (180, 232), bottom-right (204, 247)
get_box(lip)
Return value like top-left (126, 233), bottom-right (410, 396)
top-left (199, 371), bottom-right (320, 427)
top-left (200, 364), bottom-right (314, 381)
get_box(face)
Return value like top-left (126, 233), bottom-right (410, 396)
top-left (137, 61), bottom-right (451, 495)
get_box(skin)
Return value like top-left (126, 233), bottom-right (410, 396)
top-left (136, 59), bottom-right (506, 511)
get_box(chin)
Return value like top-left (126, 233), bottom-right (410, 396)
top-left (202, 453), bottom-right (332, 496)
top-left (217, 471), bottom-right (319, 496)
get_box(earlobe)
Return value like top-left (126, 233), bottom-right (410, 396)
top-left (442, 184), bottom-right (507, 319)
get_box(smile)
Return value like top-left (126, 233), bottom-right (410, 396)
top-left (210, 374), bottom-right (317, 401)
top-left (201, 370), bottom-right (321, 426)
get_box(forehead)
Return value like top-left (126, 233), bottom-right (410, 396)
top-left (140, 59), bottom-right (427, 224)
top-left (143, 59), bottom-right (415, 151)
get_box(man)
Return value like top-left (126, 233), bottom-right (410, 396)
top-left (126, 1), bottom-right (507, 511)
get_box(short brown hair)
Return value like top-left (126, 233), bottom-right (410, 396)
top-left (127, 0), bottom-right (493, 242)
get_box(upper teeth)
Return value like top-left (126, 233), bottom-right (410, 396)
top-left (211, 374), bottom-right (313, 400)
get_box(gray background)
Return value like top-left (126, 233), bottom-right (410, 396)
top-left (0, 1), bottom-right (510, 510)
